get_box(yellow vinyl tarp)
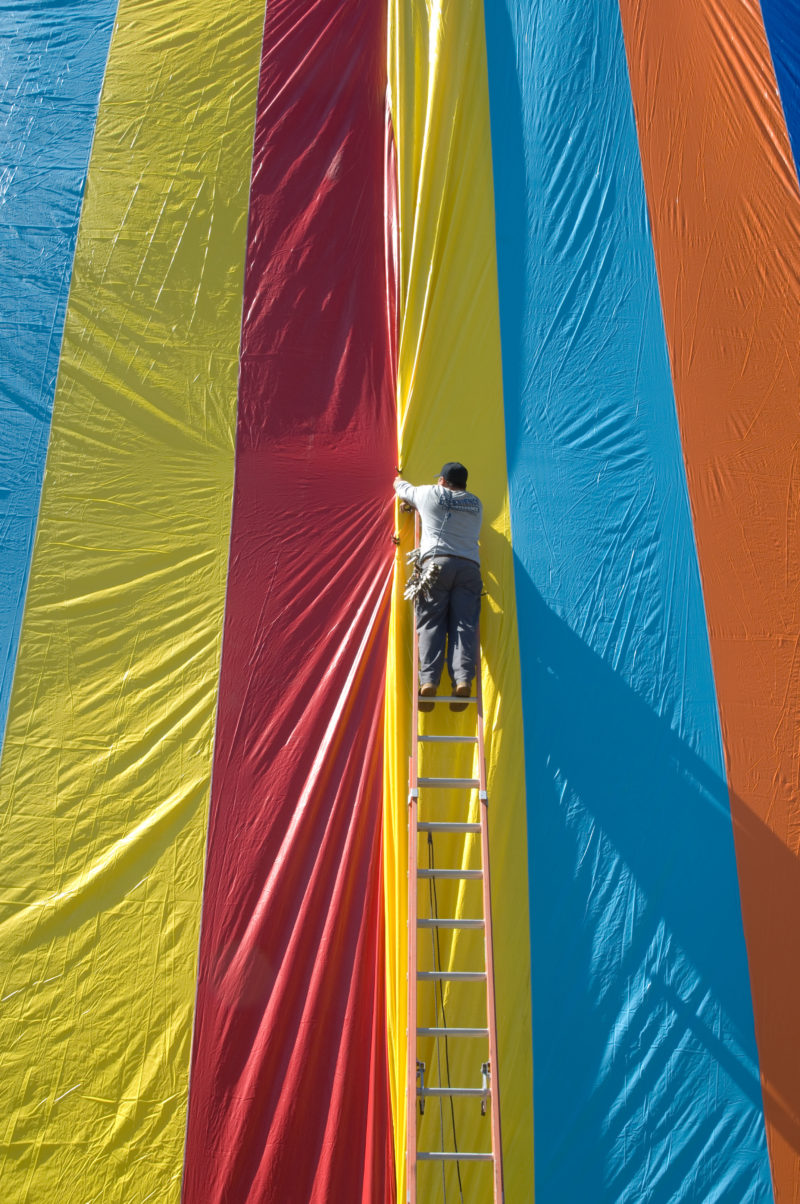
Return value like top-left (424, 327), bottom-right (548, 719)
top-left (384, 1), bottom-right (535, 1198)
top-left (0, 2), bottom-right (264, 1198)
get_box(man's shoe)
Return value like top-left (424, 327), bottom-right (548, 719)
top-left (419, 683), bottom-right (437, 712)
top-left (450, 681), bottom-right (471, 712)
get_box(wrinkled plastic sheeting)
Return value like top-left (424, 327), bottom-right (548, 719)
top-left (0, 1), bottom-right (264, 1199)
top-left (619, 0), bottom-right (800, 1197)
top-left (181, 2), bottom-right (397, 1202)
top-left (384, 2), bottom-right (534, 1201)
top-left (485, 0), bottom-right (774, 1199)
top-left (761, 0), bottom-right (800, 175)
top-left (0, 0), bottom-right (116, 746)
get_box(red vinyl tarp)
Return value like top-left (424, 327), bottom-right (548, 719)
top-left (181, 2), bottom-right (397, 1199)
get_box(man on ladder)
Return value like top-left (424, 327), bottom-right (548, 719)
top-left (397, 461), bottom-right (504, 1203)
top-left (394, 462), bottom-right (483, 712)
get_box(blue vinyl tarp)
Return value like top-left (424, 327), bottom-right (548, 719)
top-left (0, 0), bottom-right (116, 744)
top-left (484, 0), bottom-right (772, 1198)
top-left (761, 0), bottom-right (800, 182)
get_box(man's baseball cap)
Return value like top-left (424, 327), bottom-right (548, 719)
top-left (439, 461), bottom-right (468, 489)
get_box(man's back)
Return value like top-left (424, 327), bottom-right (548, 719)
top-left (394, 480), bottom-right (482, 564)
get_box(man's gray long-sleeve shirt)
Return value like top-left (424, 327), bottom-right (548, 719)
top-left (394, 480), bottom-right (482, 565)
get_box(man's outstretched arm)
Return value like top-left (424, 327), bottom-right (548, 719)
top-left (394, 477), bottom-right (418, 510)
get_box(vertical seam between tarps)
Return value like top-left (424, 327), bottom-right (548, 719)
top-left (382, 76), bottom-right (402, 1195)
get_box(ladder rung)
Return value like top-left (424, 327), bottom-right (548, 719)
top-left (418, 1027), bottom-right (489, 1038)
top-left (417, 735), bottom-right (478, 744)
top-left (418, 822), bottom-right (481, 834)
top-left (410, 639), bottom-right (502, 1187)
top-left (417, 971), bottom-right (486, 982)
top-left (418, 1087), bottom-right (487, 1098)
top-left (418, 868), bottom-right (482, 879)
top-left (418, 776), bottom-right (480, 788)
top-left (418, 1152), bottom-right (493, 1162)
top-left (418, 918), bottom-right (484, 929)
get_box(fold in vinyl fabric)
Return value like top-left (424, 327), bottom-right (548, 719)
top-left (385, 2), bottom-right (534, 1200)
top-left (620, 2), bottom-right (800, 1198)
top-left (485, 0), bottom-right (771, 1199)
top-left (5, 1), bottom-right (800, 1201)
top-left (0, 2), bottom-right (264, 1198)
top-left (0, 0), bottom-right (116, 747)
top-left (181, 2), bottom-right (397, 1201)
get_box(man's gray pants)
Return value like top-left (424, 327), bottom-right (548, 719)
top-left (416, 555), bottom-right (482, 688)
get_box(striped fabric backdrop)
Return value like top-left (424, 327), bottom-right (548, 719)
top-left (1, 1), bottom-right (798, 1200)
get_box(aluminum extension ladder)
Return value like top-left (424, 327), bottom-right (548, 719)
top-left (406, 565), bottom-right (504, 1202)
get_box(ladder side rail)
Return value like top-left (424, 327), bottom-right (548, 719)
top-left (476, 651), bottom-right (505, 1203)
top-left (407, 511), bottom-right (421, 1204)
